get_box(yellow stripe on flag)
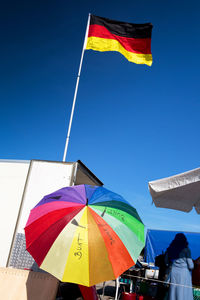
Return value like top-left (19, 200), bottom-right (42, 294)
top-left (62, 207), bottom-right (89, 286)
top-left (86, 36), bottom-right (152, 66)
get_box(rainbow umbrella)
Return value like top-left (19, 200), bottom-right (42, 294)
top-left (25, 184), bottom-right (145, 287)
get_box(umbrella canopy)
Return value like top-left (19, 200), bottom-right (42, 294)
top-left (149, 167), bottom-right (200, 214)
top-left (25, 184), bottom-right (145, 287)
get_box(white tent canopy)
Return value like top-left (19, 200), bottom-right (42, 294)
top-left (148, 167), bottom-right (200, 214)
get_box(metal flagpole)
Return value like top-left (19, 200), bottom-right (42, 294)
top-left (62, 13), bottom-right (91, 162)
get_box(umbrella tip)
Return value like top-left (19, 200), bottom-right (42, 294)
top-left (86, 198), bottom-right (88, 206)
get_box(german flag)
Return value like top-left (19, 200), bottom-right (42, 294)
top-left (86, 15), bottom-right (153, 66)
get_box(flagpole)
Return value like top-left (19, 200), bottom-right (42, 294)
top-left (62, 13), bottom-right (91, 162)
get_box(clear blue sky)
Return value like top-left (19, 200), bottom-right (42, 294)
top-left (1, 0), bottom-right (200, 233)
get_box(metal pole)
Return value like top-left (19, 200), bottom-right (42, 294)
top-left (63, 13), bottom-right (91, 162)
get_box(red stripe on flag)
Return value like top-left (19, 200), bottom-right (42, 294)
top-left (88, 24), bottom-right (151, 54)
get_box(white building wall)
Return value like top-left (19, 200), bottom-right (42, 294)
top-left (0, 161), bottom-right (30, 266)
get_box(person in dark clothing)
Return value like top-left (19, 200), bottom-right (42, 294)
top-left (165, 233), bottom-right (194, 300)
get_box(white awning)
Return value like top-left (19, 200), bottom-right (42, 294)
top-left (148, 167), bottom-right (200, 214)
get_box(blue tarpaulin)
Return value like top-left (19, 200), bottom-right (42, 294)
top-left (144, 229), bottom-right (200, 263)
